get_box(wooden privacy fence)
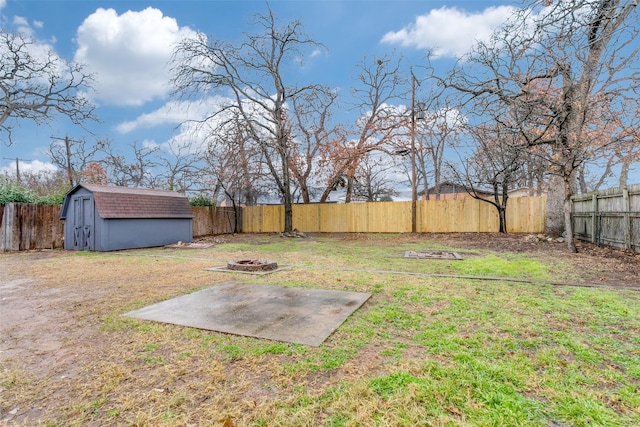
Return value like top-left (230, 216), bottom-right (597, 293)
top-left (243, 196), bottom-right (547, 234)
top-left (572, 184), bottom-right (640, 252)
top-left (1, 203), bottom-right (64, 251)
top-left (191, 206), bottom-right (240, 236)
top-left (1, 203), bottom-right (239, 251)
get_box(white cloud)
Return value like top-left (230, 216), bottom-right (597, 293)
top-left (0, 0), bottom-right (6, 11)
top-left (1, 160), bottom-right (58, 177)
top-left (381, 6), bottom-right (516, 58)
top-left (116, 96), bottom-right (231, 133)
top-left (74, 7), bottom-right (197, 106)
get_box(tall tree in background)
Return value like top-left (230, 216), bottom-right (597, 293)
top-left (47, 137), bottom-right (104, 186)
top-left (439, 0), bottom-right (639, 251)
top-left (171, 7), bottom-right (325, 232)
top-left (101, 140), bottom-right (159, 188)
top-left (318, 55), bottom-right (407, 203)
top-left (414, 103), bottom-right (465, 200)
top-left (0, 30), bottom-right (96, 145)
top-left (289, 88), bottom-right (339, 204)
top-left (155, 140), bottom-right (201, 193)
top-left (352, 151), bottom-right (399, 202)
top-left (449, 124), bottom-right (528, 233)
top-left (203, 117), bottom-right (267, 208)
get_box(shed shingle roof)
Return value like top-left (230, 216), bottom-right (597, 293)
top-left (67, 184), bottom-right (193, 219)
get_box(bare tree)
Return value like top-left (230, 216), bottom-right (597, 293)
top-left (171, 7), bottom-right (325, 232)
top-left (100, 140), bottom-right (159, 188)
top-left (47, 137), bottom-right (104, 186)
top-left (413, 103), bottom-right (465, 200)
top-left (352, 151), bottom-right (399, 202)
top-left (155, 140), bottom-right (202, 193)
top-left (0, 30), bottom-right (96, 145)
top-left (449, 124), bottom-right (528, 233)
top-left (318, 55), bottom-right (408, 203)
top-left (203, 118), bottom-right (267, 208)
top-left (289, 88), bottom-right (339, 203)
top-left (438, 0), bottom-right (639, 251)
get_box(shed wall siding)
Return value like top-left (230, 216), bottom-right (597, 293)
top-left (100, 218), bottom-right (192, 251)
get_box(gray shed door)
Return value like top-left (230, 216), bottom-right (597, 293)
top-left (72, 195), bottom-right (94, 250)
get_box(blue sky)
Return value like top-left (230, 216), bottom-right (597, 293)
top-left (0, 0), bottom-right (535, 180)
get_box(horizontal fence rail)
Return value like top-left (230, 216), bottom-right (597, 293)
top-left (572, 184), bottom-right (640, 253)
top-left (243, 197), bottom-right (547, 234)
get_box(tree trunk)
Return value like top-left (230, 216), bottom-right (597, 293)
top-left (345, 176), bottom-right (354, 203)
top-left (563, 175), bottom-right (577, 252)
top-left (281, 154), bottom-right (294, 232)
top-left (619, 159), bottom-right (630, 188)
top-left (300, 184), bottom-right (310, 204)
top-left (545, 175), bottom-right (565, 236)
top-left (498, 208), bottom-right (507, 233)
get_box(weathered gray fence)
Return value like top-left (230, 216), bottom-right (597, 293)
top-left (1, 203), bottom-right (239, 251)
top-left (572, 184), bottom-right (640, 252)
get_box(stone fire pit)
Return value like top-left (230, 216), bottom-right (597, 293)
top-left (226, 259), bottom-right (278, 272)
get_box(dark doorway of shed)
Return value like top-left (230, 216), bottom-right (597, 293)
top-left (124, 282), bottom-right (371, 347)
top-left (404, 250), bottom-right (463, 260)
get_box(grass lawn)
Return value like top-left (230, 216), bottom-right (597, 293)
top-left (1, 233), bottom-right (639, 426)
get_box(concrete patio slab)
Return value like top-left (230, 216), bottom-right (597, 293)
top-left (124, 282), bottom-right (371, 346)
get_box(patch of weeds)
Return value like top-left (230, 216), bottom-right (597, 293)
top-left (324, 412), bottom-right (349, 426)
top-left (107, 408), bottom-right (120, 417)
top-left (371, 282), bottom-right (384, 294)
top-left (0, 367), bottom-right (27, 389)
top-left (142, 355), bottom-right (164, 365)
top-left (252, 343), bottom-right (290, 356)
top-left (380, 342), bottom-right (408, 358)
top-left (161, 410), bottom-right (177, 420)
top-left (451, 254), bottom-right (551, 280)
top-left (371, 372), bottom-right (426, 398)
top-left (553, 394), bottom-right (622, 427)
top-left (78, 398), bottom-right (106, 415)
top-left (101, 315), bottom-right (139, 331)
top-left (363, 302), bottom-right (426, 330)
top-left (135, 322), bottom-right (165, 333)
top-left (283, 346), bottom-right (358, 374)
top-left (139, 343), bottom-right (164, 364)
top-left (215, 340), bottom-right (259, 361)
top-left (182, 327), bottom-right (203, 339)
top-left (178, 351), bottom-right (192, 360)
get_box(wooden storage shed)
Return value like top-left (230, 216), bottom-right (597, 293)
top-left (60, 184), bottom-right (193, 251)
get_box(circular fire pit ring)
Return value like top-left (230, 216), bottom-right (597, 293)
top-left (227, 259), bottom-right (278, 272)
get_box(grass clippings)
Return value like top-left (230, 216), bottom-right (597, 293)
top-left (1, 233), bottom-right (639, 426)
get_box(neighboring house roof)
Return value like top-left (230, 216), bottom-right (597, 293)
top-left (421, 181), bottom-right (494, 197)
top-left (61, 184), bottom-right (193, 219)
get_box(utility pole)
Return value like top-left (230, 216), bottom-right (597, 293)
top-left (3, 157), bottom-right (32, 184)
top-left (410, 72), bottom-right (425, 233)
top-left (50, 135), bottom-right (76, 187)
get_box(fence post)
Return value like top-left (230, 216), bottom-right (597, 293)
top-left (591, 194), bottom-right (597, 244)
top-left (1, 203), bottom-right (19, 251)
top-left (623, 187), bottom-right (631, 249)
